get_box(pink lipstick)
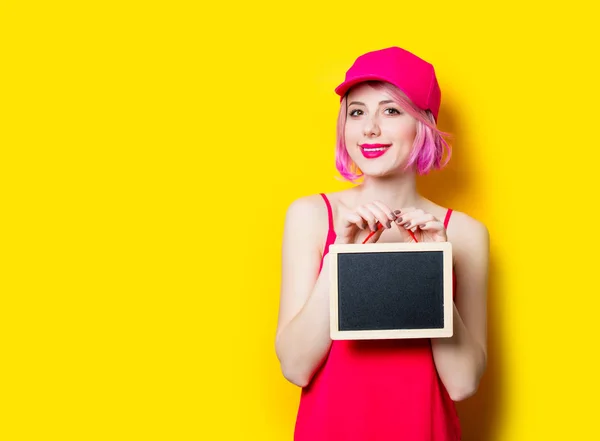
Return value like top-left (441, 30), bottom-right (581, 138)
top-left (360, 143), bottom-right (391, 159)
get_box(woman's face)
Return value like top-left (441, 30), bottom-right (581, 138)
top-left (344, 83), bottom-right (418, 177)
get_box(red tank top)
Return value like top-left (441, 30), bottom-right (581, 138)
top-left (294, 193), bottom-right (461, 441)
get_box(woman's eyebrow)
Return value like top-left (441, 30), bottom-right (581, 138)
top-left (348, 100), bottom-right (396, 106)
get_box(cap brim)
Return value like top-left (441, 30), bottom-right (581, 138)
top-left (334, 74), bottom-right (438, 122)
top-left (334, 74), bottom-right (397, 99)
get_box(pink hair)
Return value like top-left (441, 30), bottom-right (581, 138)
top-left (335, 81), bottom-right (452, 182)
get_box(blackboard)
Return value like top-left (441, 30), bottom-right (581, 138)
top-left (329, 242), bottom-right (453, 340)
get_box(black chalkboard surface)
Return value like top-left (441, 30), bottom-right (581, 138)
top-left (328, 242), bottom-right (453, 340)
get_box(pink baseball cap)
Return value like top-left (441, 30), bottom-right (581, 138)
top-left (335, 46), bottom-right (441, 121)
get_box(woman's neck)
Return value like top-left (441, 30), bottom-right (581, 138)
top-left (351, 171), bottom-right (423, 210)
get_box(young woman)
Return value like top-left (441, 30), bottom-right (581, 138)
top-left (275, 46), bottom-right (489, 441)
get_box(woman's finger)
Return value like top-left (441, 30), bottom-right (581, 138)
top-left (336, 212), bottom-right (370, 245)
top-left (394, 208), bottom-right (424, 228)
top-left (396, 207), bottom-right (418, 216)
top-left (395, 221), bottom-right (418, 242)
top-left (371, 200), bottom-right (397, 222)
top-left (417, 220), bottom-right (445, 231)
top-left (364, 224), bottom-right (385, 243)
top-left (365, 203), bottom-right (393, 229)
top-left (356, 205), bottom-right (378, 232)
top-left (343, 212), bottom-right (367, 230)
top-left (400, 213), bottom-right (435, 230)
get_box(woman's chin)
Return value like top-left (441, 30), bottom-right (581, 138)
top-left (358, 164), bottom-right (401, 178)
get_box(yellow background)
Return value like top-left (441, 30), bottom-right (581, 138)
top-left (2, 1), bottom-right (599, 439)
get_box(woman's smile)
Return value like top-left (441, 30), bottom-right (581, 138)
top-left (360, 143), bottom-right (392, 158)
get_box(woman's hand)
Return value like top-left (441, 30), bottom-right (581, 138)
top-left (393, 207), bottom-right (448, 243)
top-left (335, 201), bottom-right (397, 245)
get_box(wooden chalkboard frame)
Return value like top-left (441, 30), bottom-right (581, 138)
top-left (329, 242), bottom-right (453, 340)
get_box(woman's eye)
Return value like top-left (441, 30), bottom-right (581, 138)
top-left (384, 108), bottom-right (401, 115)
top-left (349, 109), bottom-right (363, 117)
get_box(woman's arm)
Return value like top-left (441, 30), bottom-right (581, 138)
top-left (275, 196), bottom-right (333, 387)
top-left (431, 214), bottom-right (489, 401)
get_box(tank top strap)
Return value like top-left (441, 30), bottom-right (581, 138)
top-left (318, 193), bottom-right (337, 273)
top-left (443, 208), bottom-right (457, 298)
top-left (443, 208), bottom-right (453, 229)
top-left (320, 193), bottom-right (335, 232)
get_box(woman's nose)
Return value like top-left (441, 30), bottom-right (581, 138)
top-left (363, 116), bottom-right (381, 137)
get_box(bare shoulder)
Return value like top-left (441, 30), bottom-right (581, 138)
top-left (442, 209), bottom-right (490, 269)
top-left (419, 199), bottom-right (488, 241)
top-left (285, 193), bottom-right (329, 230)
top-left (283, 193), bottom-right (330, 254)
top-left (447, 210), bottom-right (489, 248)
top-left (420, 199), bottom-right (489, 256)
